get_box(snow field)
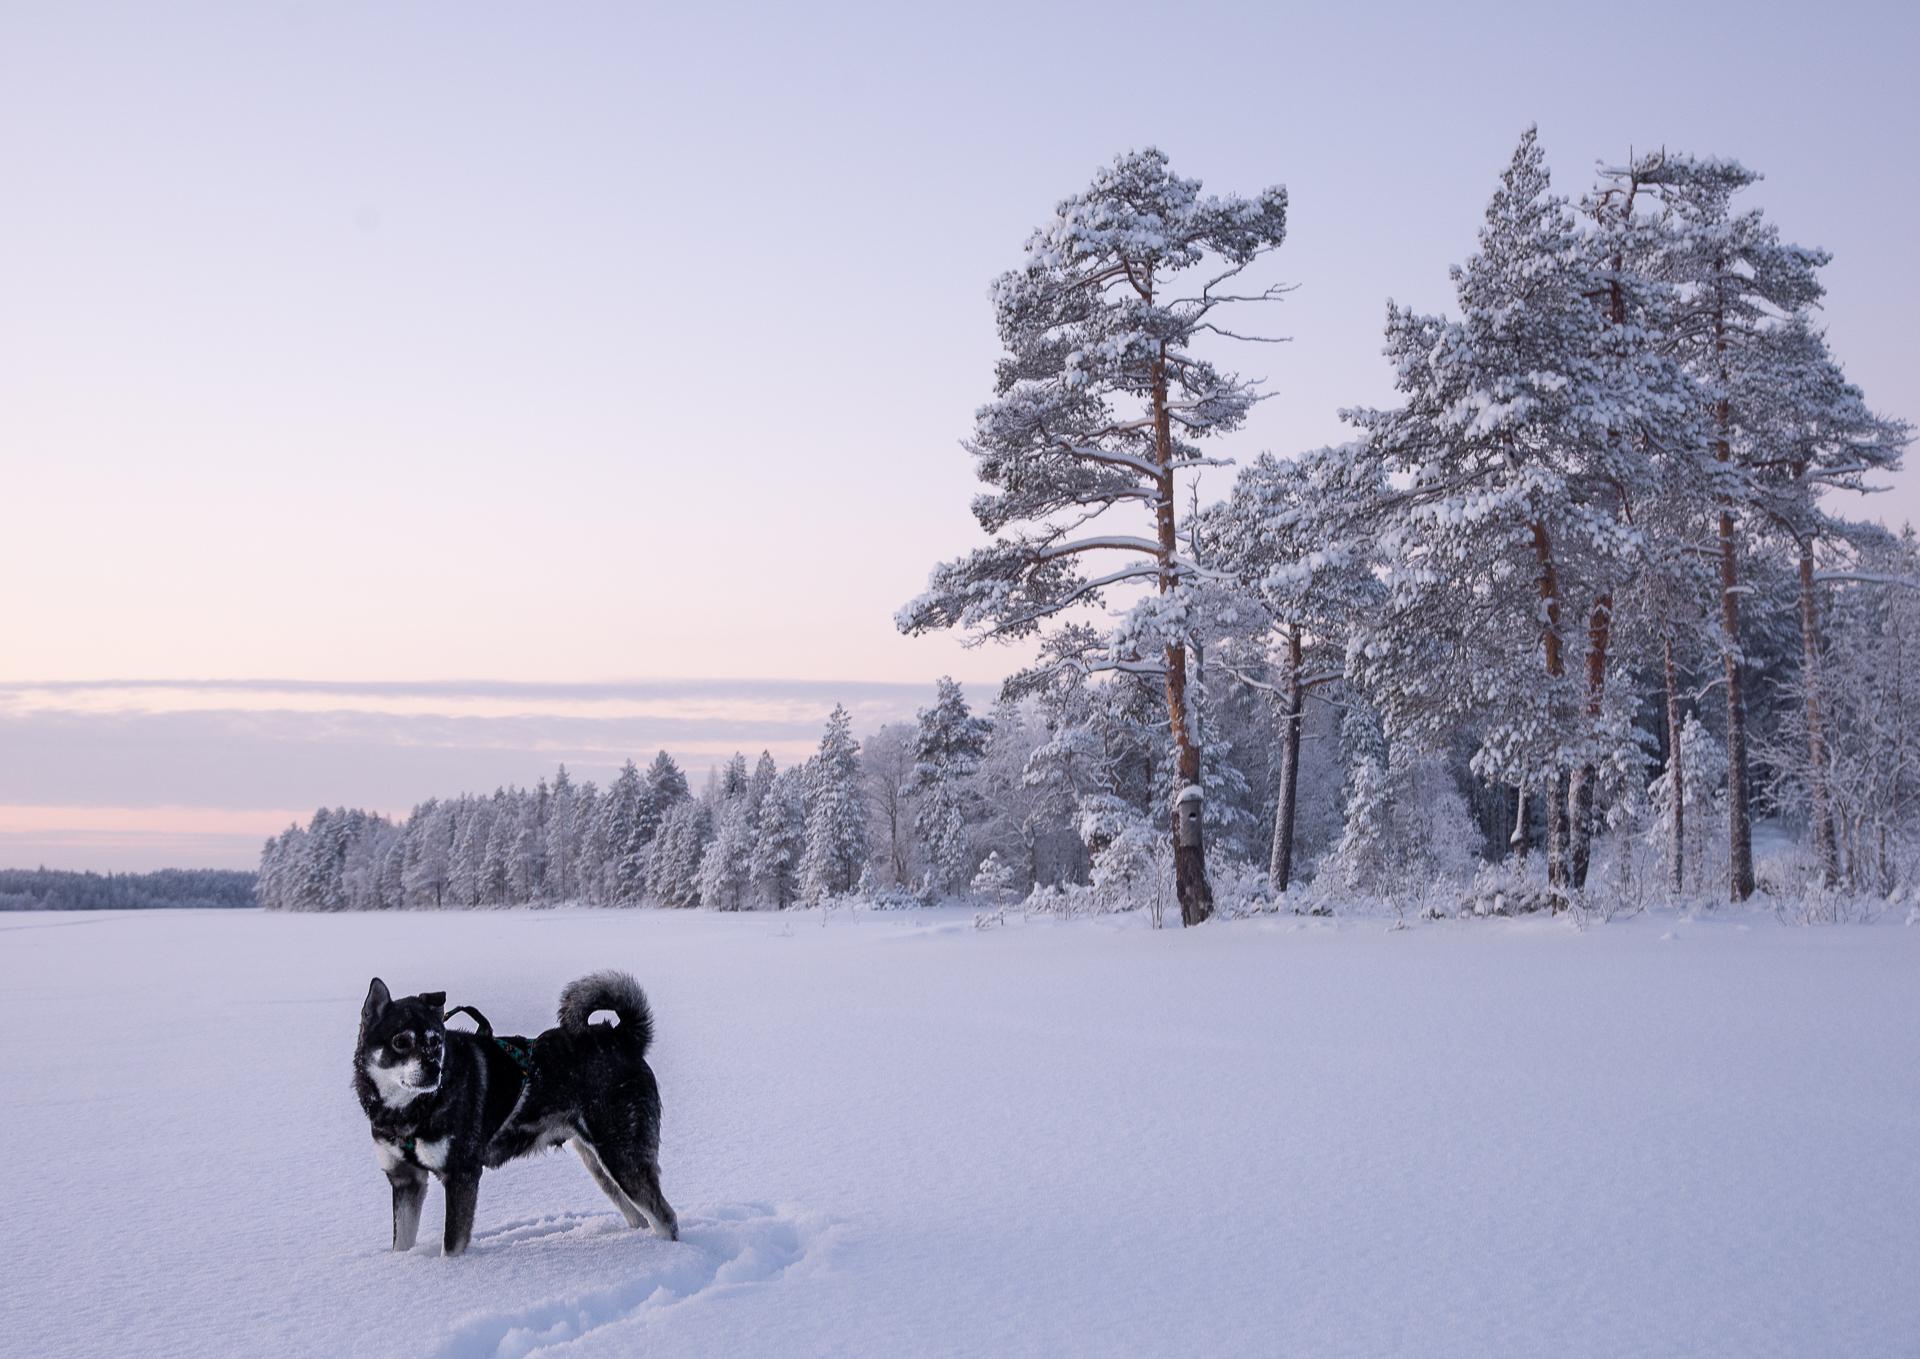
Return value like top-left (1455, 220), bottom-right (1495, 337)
top-left (3, 906), bottom-right (1917, 1357)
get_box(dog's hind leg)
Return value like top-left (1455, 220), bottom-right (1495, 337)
top-left (573, 1138), bottom-right (646, 1229)
top-left (598, 1142), bottom-right (679, 1242)
top-left (387, 1166), bottom-right (428, 1252)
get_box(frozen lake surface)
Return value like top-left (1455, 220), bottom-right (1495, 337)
top-left (5, 905), bottom-right (1917, 1357)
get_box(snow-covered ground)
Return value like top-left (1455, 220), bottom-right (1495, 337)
top-left (5, 906), bottom-right (1917, 1358)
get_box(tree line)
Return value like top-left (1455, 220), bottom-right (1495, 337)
top-left (0, 866), bottom-right (257, 911)
top-left (262, 131), bottom-right (1914, 920)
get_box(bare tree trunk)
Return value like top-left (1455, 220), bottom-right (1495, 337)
top-left (1712, 291), bottom-right (1756, 903)
top-left (1566, 770), bottom-right (1594, 889)
top-left (1890, 605), bottom-right (1910, 897)
top-left (1795, 537), bottom-right (1840, 887)
top-left (1719, 502), bottom-right (1755, 902)
top-left (1568, 592), bottom-right (1613, 891)
top-left (1530, 521), bottom-right (1569, 893)
top-left (1662, 635), bottom-right (1685, 894)
top-left (1153, 345), bottom-right (1212, 926)
top-left (1269, 625), bottom-right (1304, 893)
top-left (1546, 769), bottom-right (1571, 895)
top-left (1509, 778), bottom-right (1529, 863)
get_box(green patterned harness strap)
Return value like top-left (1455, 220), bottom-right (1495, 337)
top-left (443, 1004), bottom-right (536, 1078)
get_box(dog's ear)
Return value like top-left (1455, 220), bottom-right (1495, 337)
top-left (363, 978), bottom-right (391, 1028)
top-left (420, 991), bottom-right (446, 1012)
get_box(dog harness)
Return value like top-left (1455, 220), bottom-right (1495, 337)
top-left (389, 1005), bottom-right (537, 1163)
top-left (444, 1003), bottom-right (537, 1076)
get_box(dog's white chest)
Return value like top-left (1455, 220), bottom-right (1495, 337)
top-left (372, 1135), bottom-right (450, 1173)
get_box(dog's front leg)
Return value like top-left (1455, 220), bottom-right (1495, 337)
top-left (388, 1167), bottom-right (428, 1252)
top-left (442, 1171), bottom-right (481, 1257)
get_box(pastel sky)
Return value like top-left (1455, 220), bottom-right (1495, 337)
top-left (3, 1), bottom-right (1914, 868)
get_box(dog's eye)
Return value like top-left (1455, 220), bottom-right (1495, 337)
top-left (390, 1031), bottom-right (414, 1054)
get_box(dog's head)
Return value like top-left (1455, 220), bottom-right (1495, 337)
top-left (358, 978), bottom-right (448, 1109)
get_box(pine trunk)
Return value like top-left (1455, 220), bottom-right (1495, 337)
top-left (1662, 635), bottom-right (1685, 894)
top-left (1567, 593), bottom-right (1612, 891)
top-left (1154, 345), bottom-right (1212, 926)
top-left (1545, 770), bottom-right (1571, 893)
top-left (1566, 769), bottom-right (1593, 890)
top-left (1796, 537), bottom-right (1840, 888)
top-left (1269, 626), bottom-right (1304, 894)
top-left (1530, 520), bottom-right (1569, 894)
top-left (1716, 459), bottom-right (1755, 901)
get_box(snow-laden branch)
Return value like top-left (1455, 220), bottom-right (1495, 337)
top-left (983, 563), bottom-right (1162, 639)
top-left (1031, 535), bottom-right (1165, 561)
top-left (1814, 571), bottom-right (1920, 591)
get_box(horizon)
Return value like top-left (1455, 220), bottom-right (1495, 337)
top-left (0, 675), bottom-right (954, 869)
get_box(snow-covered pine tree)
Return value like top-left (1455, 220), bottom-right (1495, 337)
top-left (906, 677), bottom-right (992, 895)
top-left (544, 766), bottom-right (577, 903)
top-left (299, 807), bottom-right (349, 911)
top-left (598, 760), bottom-right (650, 904)
top-left (1349, 128), bottom-right (1659, 897)
top-left (1567, 150), bottom-right (1701, 889)
top-left (1740, 319), bottom-right (1909, 884)
top-left (1648, 711), bottom-right (1726, 894)
top-left (862, 722), bottom-right (919, 888)
top-left (572, 781), bottom-right (606, 904)
top-left (257, 827), bottom-right (300, 910)
top-left (1325, 708), bottom-right (1393, 894)
top-left (719, 752), bottom-right (749, 802)
top-left (897, 148), bottom-right (1289, 926)
top-left (750, 764), bottom-right (806, 908)
top-left (504, 779), bottom-right (547, 903)
top-left (1647, 154), bottom-right (1826, 900)
top-left (1205, 442), bottom-right (1385, 891)
top-left (445, 799), bottom-right (488, 906)
top-left (746, 750), bottom-right (778, 827)
top-left (481, 790), bottom-right (515, 905)
top-left (974, 695), bottom-right (1047, 893)
top-left (698, 795), bottom-right (754, 910)
top-left (376, 826), bottom-right (406, 909)
top-left (971, 850), bottom-right (1020, 907)
top-left (647, 797), bottom-right (711, 907)
top-left (641, 750), bottom-right (690, 838)
top-left (1021, 682), bottom-right (1109, 885)
top-left (800, 704), bottom-right (868, 903)
top-left (401, 800), bottom-right (453, 908)
top-left (1816, 527), bottom-right (1920, 890)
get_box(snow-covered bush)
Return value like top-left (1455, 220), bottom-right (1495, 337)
top-left (864, 882), bottom-right (931, 911)
top-left (1645, 713), bottom-right (1727, 898)
top-left (970, 851), bottom-right (1020, 908)
top-left (1206, 858), bottom-right (1273, 919)
top-left (1089, 819), bottom-right (1173, 924)
top-left (1319, 747), bottom-right (1481, 904)
top-left (1457, 860), bottom-right (1556, 918)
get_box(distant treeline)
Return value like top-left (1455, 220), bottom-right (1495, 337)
top-left (0, 867), bottom-right (258, 911)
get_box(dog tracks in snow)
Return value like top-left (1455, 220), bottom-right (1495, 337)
top-left (428, 1203), bottom-right (837, 1359)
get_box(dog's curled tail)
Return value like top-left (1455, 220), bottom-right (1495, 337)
top-left (558, 970), bottom-right (654, 1052)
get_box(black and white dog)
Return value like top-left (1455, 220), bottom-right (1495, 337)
top-left (354, 971), bottom-right (678, 1256)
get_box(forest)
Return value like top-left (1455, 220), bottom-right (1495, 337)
top-left (258, 130), bottom-right (1914, 924)
top-left (0, 866), bottom-right (258, 911)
